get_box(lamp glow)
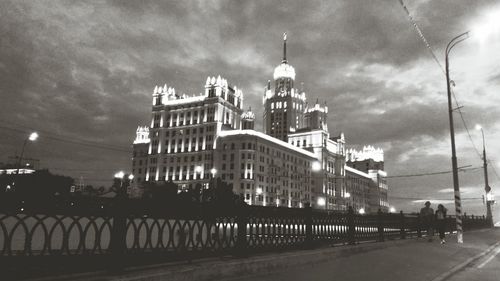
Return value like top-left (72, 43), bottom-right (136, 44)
top-left (475, 124), bottom-right (482, 131)
top-left (389, 207), bottom-right (396, 213)
top-left (317, 197), bottom-right (326, 206)
top-left (195, 166), bottom-right (203, 173)
top-left (114, 171), bottom-right (125, 179)
top-left (28, 132), bottom-right (39, 141)
top-left (345, 192), bottom-right (351, 198)
top-left (256, 187), bottom-right (263, 195)
top-left (128, 174), bottom-right (134, 180)
top-left (210, 168), bottom-right (217, 175)
top-left (312, 161), bottom-right (321, 171)
top-left (359, 208), bottom-right (365, 215)
top-left (470, 7), bottom-right (500, 44)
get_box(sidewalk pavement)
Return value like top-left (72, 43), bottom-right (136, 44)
top-left (26, 228), bottom-right (500, 281)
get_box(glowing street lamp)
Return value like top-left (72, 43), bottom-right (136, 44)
top-left (15, 132), bottom-right (39, 175)
top-left (194, 165), bottom-right (203, 180)
top-left (128, 174), bottom-right (134, 181)
top-left (470, 8), bottom-right (500, 44)
top-left (445, 31), bottom-right (469, 244)
top-left (317, 197), bottom-right (326, 207)
top-left (12, 131), bottom-right (39, 192)
top-left (28, 132), bottom-right (39, 141)
top-left (358, 208), bottom-right (365, 215)
top-left (312, 161), bottom-right (321, 172)
top-left (195, 166), bottom-right (203, 173)
top-left (114, 171), bottom-right (125, 179)
top-left (389, 207), bottom-right (396, 213)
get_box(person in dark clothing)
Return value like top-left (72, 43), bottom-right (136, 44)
top-left (435, 204), bottom-right (448, 244)
top-left (420, 201), bottom-right (434, 241)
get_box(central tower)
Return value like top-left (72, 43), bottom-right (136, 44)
top-left (263, 33), bottom-right (306, 141)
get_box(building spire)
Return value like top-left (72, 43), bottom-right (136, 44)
top-left (282, 32), bottom-right (287, 63)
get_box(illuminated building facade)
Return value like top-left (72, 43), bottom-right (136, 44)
top-left (214, 130), bottom-right (317, 207)
top-left (131, 34), bottom-right (388, 212)
top-left (141, 76), bottom-right (243, 190)
top-left (263, 33), bottom-right (306, 142)
top-left (346, 147), bottom-right (388, 212)
top-left (131, 126), bottom-right (150, 183)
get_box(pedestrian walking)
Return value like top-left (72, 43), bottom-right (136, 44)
top-left (420, 201), bottom-right (434, 242)
top-left (435, 204), bottom-right (447, 244)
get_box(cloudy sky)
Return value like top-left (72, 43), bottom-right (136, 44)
top-left (1, 0), bottom-right (500, 217)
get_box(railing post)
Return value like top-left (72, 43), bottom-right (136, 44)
top-left (348, 206), bottom-right (355, 245)
top-left (417, 213), bottom-right (422, 238)
top-left (304, 203), bottom-right (313, 248)
top-left (235, 199), bottom-right (248, 257)
top-left (399, 211), bottom-right (406, 239)
top-left (377, 209), bottom-right (384, 242)
top-left (110, 191), bottom-right (127, 272)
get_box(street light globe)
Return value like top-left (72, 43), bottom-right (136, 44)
top-left (195, 166), bottom-right (203, 173)
top-left (345, 192), bottom-right (351, 198)
top-left (128, 174), bottom-right (134, 180)
top-left (359, 208), bottom-right (365, 215)
top-left (114, 171), bottom-right (125, 179)
top-left (470, 8), bottom-right (500, 44)
top-left (256, 187), bottom-right (263, 195)
top-left (210, 168), bottom-right (217, 175)
top-left (29, 132), bottom-right (39, 141)
top-left (317, 197), bottom-right (326, 206)
top-left (475, 124), bottom-right (482, 131)
top-left (389, 207), bottom-right (396, 213)
top-left (312, 161), bottom-right (321, 171)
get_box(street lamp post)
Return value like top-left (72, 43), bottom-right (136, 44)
top-left (210, 168), bottom-right (217, 188)
top-left (345, 192), bottom-right (351, 210)
top-left (114, 171), bottom-right (125, 194)
top-left (476, 125), bottom-right (494, 227)
top-left (445, 31), bottom-right (469, 244)
top-left (15, 132), bottom-right (39, 176)
top-left (11, 132), bottom-right (38, 194)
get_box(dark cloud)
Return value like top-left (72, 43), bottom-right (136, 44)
top-left (1, 0), bottom-right (498, 215)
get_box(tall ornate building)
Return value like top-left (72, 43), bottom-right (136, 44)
top-left (263, 33), bottom-right (307, 142)
top-left (145, 76), bottom-right (243, 189)
top-left (131, 33), bottom-right (389, 212)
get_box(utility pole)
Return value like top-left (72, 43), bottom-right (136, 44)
top-left (477, 125), bottom-right (494, 227)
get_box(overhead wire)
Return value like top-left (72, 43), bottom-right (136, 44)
top-left (398, 0), bottom-right (486, 170)
top-left (385, 166), bottom-right (481, 179)
top-left (390, 195), bottom-right (483, 201)
top-left (0, 124), bottom-right (131, 153)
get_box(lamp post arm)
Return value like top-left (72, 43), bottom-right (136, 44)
top-left (446, 31), bottom-right (469, 55)
top-left (447, 36), bottom-right (469, 56)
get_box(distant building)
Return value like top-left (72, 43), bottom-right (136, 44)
top-left (131, 33), bottom-right (388, 212)
top-left (0, 156), bottom-right (39, 175)
top-left (131, 126), bottom-right (150, 183)
top-left (346, 147), bottom-right (388, 212)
